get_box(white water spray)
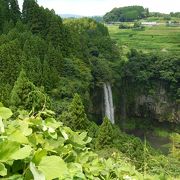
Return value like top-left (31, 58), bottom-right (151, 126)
top-left (103, 83), bottom-right (115, 124)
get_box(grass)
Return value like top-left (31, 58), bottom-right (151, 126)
top-left (107, 25), bottom-right (180, 54)
top-left (140, 16), bottom-right (180, 23)
top-left (154, 128), bottom-right (171, 138)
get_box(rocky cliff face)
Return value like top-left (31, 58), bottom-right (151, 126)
top-left (89, 86), bottom-right (104, 124)
top-left (88, 83), bottom-right (179, 124)
top-left (134, 87), bottom-right (180, 123)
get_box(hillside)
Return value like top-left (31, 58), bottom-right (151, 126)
top-left (108, 25), bottom-right (180, 54)
top-left (103, 6), bottom-right (149, 22)
top-left (103, 5), bottom-right (180, 23)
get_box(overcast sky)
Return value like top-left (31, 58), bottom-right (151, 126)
top-left (18, 0), bottom-right (180, 16)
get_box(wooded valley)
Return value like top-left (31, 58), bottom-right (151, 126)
top-left (0, 0), bottom-right (179, 179)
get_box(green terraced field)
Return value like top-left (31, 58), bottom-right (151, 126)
top-left (108, 25), bottom-right (180, 54)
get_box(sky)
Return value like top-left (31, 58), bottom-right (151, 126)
top-left (18, 0), bottom-right (180, 16)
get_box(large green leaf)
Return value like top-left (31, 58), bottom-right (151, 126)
top-left (38, 156), bottom-right (68, 180)
top-left (61, 129), bottom-right (69, 140)
top-left (19, 120), bottom-right (32, 136)
top-left (0, 162), bottom-right (7, 176)
top-left (0, 107), bottom-right (13, 120)
top-left (11, 145), bottom-right (32, 160)
top-left (0, 141), bottom-right (31, 162)
top-left (68, 163), bottom-right (85, 179)
top-left (30, 162), bottom-right (45, 180)
top-left (32, 149), bottom-right (47, 165)
top-left (45, 117), bottom-right (61, 130)
top-left (72, 132), bottom-right (92, 146)
top-left (3, 174), bottom-right (24, 180)
top-left (0, 117), bottom-right (5, 133)
top-left (0, 141), bottom-right (20, 162)
top-left (8, 130), bottom-right (29, 144)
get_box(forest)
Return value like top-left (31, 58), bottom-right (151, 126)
top-left (0, 0), bottom-right (179, 179)
top-left (103, 6), bottom-right (149, 22)
top-left (103, 5), bottom-right (180, 23)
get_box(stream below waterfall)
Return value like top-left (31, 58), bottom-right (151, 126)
top-left (102, 83), bottom-right (175, 155)
top-left (126, 129), bottom-right (171, 155)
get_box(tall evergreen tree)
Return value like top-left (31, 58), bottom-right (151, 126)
top-left (21, 56), bottom-right (43, 87)
top-left (10, 69), bottom-right (36, 109)
top-left (95, 117), bottom-right (114, 149)
top-left (47, 15), bottom-right (64, 48)
top-left (10, 69), bottom-right (50, 111)
top-left (0, 2), bottom-right (4, 32)
top-left (0, 0), bottom-right (10, 32)
top-left (9, 0), bottom-right (21, 23)
top-left (42, 59), bottom-right (59, 91)
top-left (22, 0), bottom-right (37, 24)
top-left (0, 40), bottom-right (22, 86)
top-left (60, 93), bottom-right (89, 131)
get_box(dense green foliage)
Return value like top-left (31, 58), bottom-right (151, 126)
top-left (103, 6), bottom-right (149, 22)
top-left (108, 24), bottom-right (180, 123)
top-left (9, 0), bottom-right (21, 23)
top-left (122, 50), bottom-right (180, 99)
top-left (0, 0), bottom-right (21, 33)
top-left (118, 22), bottom-right (145, 30)
top-left (0, 0), bottom-right (179, 179)
top-left (0, 0), bottom-right (118, 113)
top-left (60, 94), bottom-right (89, 131)
top-left (10, 69), bottom-right (50, 112)
top-left (0, 104), bottom-right (179, 179)
top-left (95, 117), bottom-right (114, 149)
top-left (149, 11), bottom-right (180, 19)
top-left (103, 5), bottom-right (180, 23)
top-left (94, 119), bottom-right (180, 177)
top-left (0, 105), bottom-right (139, 179)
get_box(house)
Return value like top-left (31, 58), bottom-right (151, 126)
top-left (141, 22), bottom-right (157, 26)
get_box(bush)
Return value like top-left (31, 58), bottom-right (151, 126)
top-left (0, 105), bottom-right (152, 180)
top-left (119, 23), bottom-right (131, 29)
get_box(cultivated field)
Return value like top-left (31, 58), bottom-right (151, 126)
top-left (108, 25), bottom-right (180, 54)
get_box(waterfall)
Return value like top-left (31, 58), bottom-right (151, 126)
top-left (103, 83), bottom-right (115, 124)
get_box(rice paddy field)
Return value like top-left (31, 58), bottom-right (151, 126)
top-left (107, 25), bottom-right (180, 54)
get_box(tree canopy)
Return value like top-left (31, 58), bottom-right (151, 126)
top-left (103, 6), bottom-right (149, 22)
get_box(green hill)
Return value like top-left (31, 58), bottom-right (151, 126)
top-left (108, 24), bottom-right (180, 54)
top-left (103, 6), bottom-right (149, 22)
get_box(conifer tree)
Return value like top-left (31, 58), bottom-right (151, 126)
top-left (9, 0), bottom-right (21, 23)
top-left (60, 93), bottom-right (89, 131)
top-left (0, 0), bottom-right (10, 32)
top-left (30, 6), bottom-right (46, 35)
top-left (46, 44), bottom-right (63, 73)
top-left (22, 56), bottom-right (43, 87)
top-left (47, 15), bottom-right (64, 48)
top-left (10, 69), bottom-right (50, 111)
top-left (0, 40), bottom-right (22, 86)
top-left (0, 3), bottom-right (4, 33)
top-left (22, 0), bottom-right (37, 23)
top-left (10, 69), bottom-right (36, 108)
top-left (95, 117), bottom-right (114, 149)
top-left (42, 59), bottom-right (59, 91)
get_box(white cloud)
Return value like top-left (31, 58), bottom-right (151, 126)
top-left (18, 0), bottom-right (180, 16)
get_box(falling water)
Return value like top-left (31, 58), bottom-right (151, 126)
top-left (103, 83), bottom-right (115, 124)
